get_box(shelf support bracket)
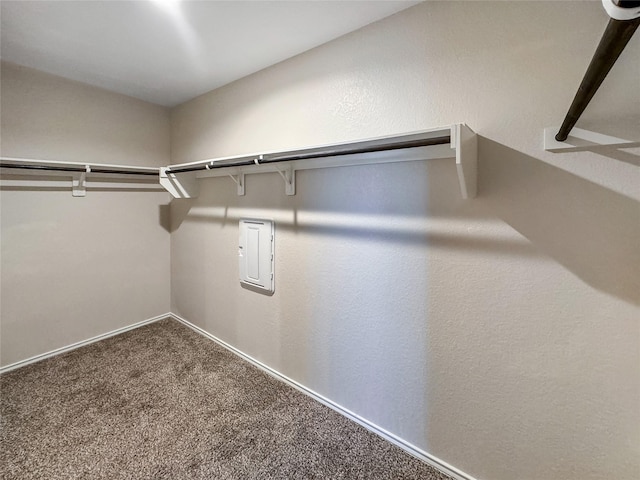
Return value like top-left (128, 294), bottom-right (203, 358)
top-left (228, 173), bottom-right (245, 195)
top-left (71, 166), bottom-right (90, 197)
top-left (159, 167), bottom-right (199, 199)
top-left (275, 165), bottom-right (296, 196)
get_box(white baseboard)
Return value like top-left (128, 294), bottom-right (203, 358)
top-left (1, 311), bottom-right (476, 480)
top-left (0, 313), bottom-right (171, 375)
top-left (169, 312), bottom-right (478, 480)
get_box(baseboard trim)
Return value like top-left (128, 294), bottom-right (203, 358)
top-left (0, 313), bottom-right (171, 375)
top-left (169, 312), bottom-right (477, 480)
top-left (1, 311), bottom-right (476, 480)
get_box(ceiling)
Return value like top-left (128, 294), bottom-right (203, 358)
top-left (0, 0), bottom-right (421, 107)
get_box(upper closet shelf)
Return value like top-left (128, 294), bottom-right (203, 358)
top-left (0, 157), bottom-right (160, 197)
top-left (161, 124), bottom-right (477, 200)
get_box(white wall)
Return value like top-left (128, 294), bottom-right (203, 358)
top-left (170, 2), bottom-right (639, 480)
top-left (0, 62), bottom-right (172, 366)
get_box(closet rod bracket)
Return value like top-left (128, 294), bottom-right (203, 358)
top-left (228, 173), bottom-right (245, 195)
top-left (71, 166), bottom-right (90, 197)
top-left (274, 165), bottom-right (295, 196)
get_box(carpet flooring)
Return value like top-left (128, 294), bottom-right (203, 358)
top-left (1, 319), bottom-right (453, 479)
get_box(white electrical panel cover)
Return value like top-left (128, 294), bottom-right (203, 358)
top-left (239, 219), bottom-right (274, 293)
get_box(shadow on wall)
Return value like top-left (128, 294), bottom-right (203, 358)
top-left (169, 138), bottom-right (639, 307)
top-left (592, 147), bottom-right (640, 167)
top-left (159, 203), bottom-right (172, 232)
top-left (478, 137), bottom-right (640, 306)
top-left (168, 177), bottom-right (541, 260)
top-left (169, 198), bottom-right (194, 233)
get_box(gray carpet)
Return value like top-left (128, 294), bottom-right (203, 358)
top-left (1, 319), bottom-right (452, 479)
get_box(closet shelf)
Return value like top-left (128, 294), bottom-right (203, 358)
top-left (1, 124), bottom-right (477, 199)
top-left (160, 123), bottom-right (477, 199)
top-left (0, 157), bottom-right (160, 197)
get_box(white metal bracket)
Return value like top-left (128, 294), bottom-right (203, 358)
top-left (228, 173), bottom-right (245, 195)
top-left (544, 127), bottom-right (639, 152)
top-left (71, 165), bottom-right (90, 197)
top-left (274, 165), bottom-right (296, 195)
top-left (159, 167), bottom-right (199, 198)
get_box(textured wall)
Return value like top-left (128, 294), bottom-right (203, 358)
top-left (169, 2), bottom-right (639, 479)
top-left (0, 62), bottom-right (172, 366)
top-left (1, 62), bottom-right (170, 166)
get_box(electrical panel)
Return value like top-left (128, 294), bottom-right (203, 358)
top-left (239, 219), bottom-right (274, 293)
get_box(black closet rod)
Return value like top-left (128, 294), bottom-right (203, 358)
top-left (166, 135), bottom-right (452, 175)
top-left (0, 163), bottom-right (159, 176)
top-left (555, 10), bottom-right (640, 142)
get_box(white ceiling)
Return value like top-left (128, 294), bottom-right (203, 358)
top-left (1, 0), bottom-right (421, 107)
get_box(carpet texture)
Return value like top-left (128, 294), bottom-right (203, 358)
top-left (1, 319), bottom-right (452, 479)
